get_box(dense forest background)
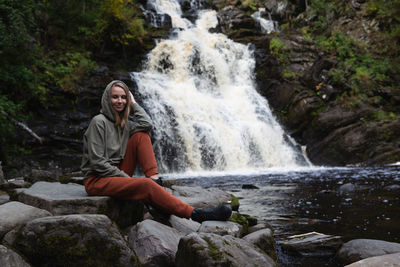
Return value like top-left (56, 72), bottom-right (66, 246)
top-left (1, 0), bottom-right (399, 171)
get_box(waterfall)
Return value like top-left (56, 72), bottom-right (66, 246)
top-left (132, 0), bottom-right (303, 173)
top-left (251, 8), bottom-right (279, 34)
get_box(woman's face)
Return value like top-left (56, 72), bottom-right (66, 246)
top-left (110, 85), bottom-right (127, 113)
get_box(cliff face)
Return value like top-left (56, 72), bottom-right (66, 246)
top-left (209, 0), bottom-right (400, 165)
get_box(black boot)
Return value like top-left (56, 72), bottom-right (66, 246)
top-left (191, 205), bottom-right (232, 223)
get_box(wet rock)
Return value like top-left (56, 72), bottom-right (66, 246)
top-left (339, 183), bottom-right (356, 194)
top-left (384, 184), bottom-right (400, 191)
top-left (11, 214), bottom-right (139, 267)
top-left (242, 184), bottom-right (259, 189)
top-left (175, 232), bottom-right (276, 267)
top-left (171, 185), bottom-right (232, 208)
top-left (198, 221), bottom-right (242, 237)
top-left (16, 181), bottom-right (144, 228)
top-left (0, 201), bottom-right (52, 239)
top-left (217, 6), bottom-right (258, 39)
top-left (336, 239), bottom-right (400, 265)
top-left (248, 222), bottom-right (273, 234)
top-left (0, 245), bottom-right (31, 267)
top-left (127, 219), bottom-right (184, 267)
top-left (243, 228), bottom-right (277, 261)
top-left (280, 232), bottom-right (343, 257)
top-left (344, 252), bottom-right (400, 267)
top-left (169, 215), bottom-right (201, 235)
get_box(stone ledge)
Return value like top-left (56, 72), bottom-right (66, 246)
top-left (16, 181), bottom-right (143, 228)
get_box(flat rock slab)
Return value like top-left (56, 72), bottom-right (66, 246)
top-left (0, 201), bottom-right (52, 239)
top-left (280, 231), bottom-right (343, 257)
top-left (171, 185), bottom-right (233, 208)
top-left (16, 181), bottom-right (143, 228)
top-left (337, 239), bottom-right (400, 265)
top-left (345, 252), bottom-right (400, 267)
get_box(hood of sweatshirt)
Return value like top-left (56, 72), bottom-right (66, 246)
top-left (100, 80), bottom-right (130, 122)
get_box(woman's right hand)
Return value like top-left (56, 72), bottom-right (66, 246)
top-left (129, 91), bottom-right (136, 105)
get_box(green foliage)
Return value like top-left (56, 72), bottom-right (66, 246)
top-left (0, 0), bottom-right (148, 161)
top-left (316, 32), bottom-right (391, 89)
top-left (269, 37), bottom-right (289, 63)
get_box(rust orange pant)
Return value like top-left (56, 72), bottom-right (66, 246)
top-left (84, 132), bottom-right (194, 219)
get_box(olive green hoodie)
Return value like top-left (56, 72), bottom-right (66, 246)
top-left (81, 80), bottom-right (153, 178)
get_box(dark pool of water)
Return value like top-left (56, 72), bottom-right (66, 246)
top-left (174, 165), bottom-right (400, 266)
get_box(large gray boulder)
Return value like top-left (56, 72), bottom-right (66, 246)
top-left (11, 214), bottom-right (139, 267)
top-left (243, 228), bottom-right (277, 261)
top-left (0, 245), bottom-right (31, 267)
top-left (16, 181), bottom-right (143, 228)
top-left (198, 221), bottom-right (242, 237)
top-left (171, 185), bottom-right (232, 208)
top-left (127, 219), bottom-right (184, 267)
top-left (175, 232), bottom-right (276, 267)
top-left (337, 239), bottom-right (400, 265)
top-left (0, 201), bottom-right (52, 239)
top-left (169, 215), bottom-right (201, 235)
top-left (344, 252), bottom-right (400, 267)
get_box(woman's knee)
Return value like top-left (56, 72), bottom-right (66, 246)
top-left (130, 132), bottom-right (150, 142)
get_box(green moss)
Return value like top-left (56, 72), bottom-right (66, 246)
top-left (203, 237), bottom-right (222, 260)
top-left (282, 67), bottom-right (297, 79)
top-left (230, 213), bottom-right (249, 235)
top-left (269, 37), bottom-right (290, 64)
top-left (229, 195), bottom-right (240, 211)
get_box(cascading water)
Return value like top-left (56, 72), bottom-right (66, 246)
top-left (132, 0), bottom-right (305, 173)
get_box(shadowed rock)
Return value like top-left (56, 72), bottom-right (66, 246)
top-left (127, 219), bottom-right (184, 267)
top-left (243, 228), bottom-right (277, 261)
top-left (0, 245), bottom-right (31, 267)
top-left (175, 232), bottom-right (276, 267)
top-left (11, 214), bottom-right (139, 267)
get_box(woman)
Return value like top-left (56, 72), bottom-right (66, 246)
top-left (81, 80), bottom-right (231, 223)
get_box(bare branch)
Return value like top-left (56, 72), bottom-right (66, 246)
top-left (1, 110), bottom-right (43, 144)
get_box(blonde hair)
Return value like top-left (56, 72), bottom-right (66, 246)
top-left (111, 82), bottom-right (131, 127)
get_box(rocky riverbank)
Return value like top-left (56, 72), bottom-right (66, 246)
top-left (1, 169), bottom-right (400, 267)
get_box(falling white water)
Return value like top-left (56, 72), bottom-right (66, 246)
top-left (132, 1), bottom-right (303, 173)
top-left (251, 8), bottom-right (279, 34)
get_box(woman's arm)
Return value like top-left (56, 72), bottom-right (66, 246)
top-left (128, 91), bottom-right (153, 135)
